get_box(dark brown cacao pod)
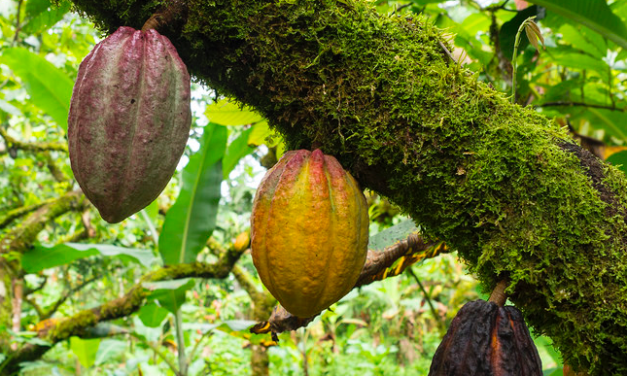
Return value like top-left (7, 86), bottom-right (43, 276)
top-left (68, 26), bottom-right (191, 223)
top-left (429, 300), bottom-right (542, 376)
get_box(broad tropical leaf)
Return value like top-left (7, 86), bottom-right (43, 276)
top-left (528, 0), bottom-right (627, 49)
top-left (2, 47), bottom-right (73, 129)
top-left (22, 243), bottom-right (157, 273)
top-left (159, 123), bottom-right (227, 265)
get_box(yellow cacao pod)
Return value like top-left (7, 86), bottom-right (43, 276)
top-left (251, 149), bottom-right (369, 318)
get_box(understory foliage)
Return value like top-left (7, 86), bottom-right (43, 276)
top-left (1, 0), bottom-right (627, 375)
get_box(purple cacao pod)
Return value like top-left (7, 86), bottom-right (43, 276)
top-left (68, 26), bottom-right (191, 223)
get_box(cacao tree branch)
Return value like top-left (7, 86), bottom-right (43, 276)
top-left (0, 127), bottom-right (68, 154)
top-left (39, 275), bottom-right (101, 320)
top-left (64, 0), bottom-right (627, 372)
top-left (251, 234), bottom-right (447, 335)
top-left (0, 247), bottom-right (246, 375)
top-left (0, 191), bottom-right (86, 256)
top-left (0, 198), bottom-right (57, 230)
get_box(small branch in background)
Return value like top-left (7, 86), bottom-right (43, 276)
top-left (0, 198), bottom-right (57, 230)
top-left (535, 101), bottom-right (626, 112)
top-left (130, 332), bottom-right (181, 376)
top-left (391, 3), bottom-right (412, 16)
top-left (251, 234), bottom-right (449, 335)
top-left (186, 330), bottom-right (213, 369)
top-left (1, 247), bottom-right (247, 373)
top-left (12, 0), bottom-right (23, 45)
top-left (44, 152), bottom-right (68, 183)
top-left (0, 127), bottom-right (68, 154)
top-left (81, 210), bottom-right (96, 239)
top-left (0, 191), bottom-right (86, 255)
top-left (406, 267), bottom-right (445, 333)
top-left (23, 275), bottom-right (48, 296)
top-left (40, 275), bottom-right (100, 320)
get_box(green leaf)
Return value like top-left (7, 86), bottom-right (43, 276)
top-left (550, 52), bottom-right (609, 72)
top-left (499, 6), bottom-right (538, 61)
top-left (137, 303), bottom-right (170, 328)
top-left (25, 0), bottom-right (53, 18)
top-left (223, 127), bottom-right (256, 179)
top-left (22, 1), bottom-right (70, 34)
top-left (247, 121), bottom-right (277, 147)
top-left (0, 100), bottom-right (22, 117)
top-left (368, 219), bottom-right (418, 251)
top-left (159, 123), bottom-right (227, 265)
top-left (95, 339), bottom-right (127, 366)
top-left (205, 99), bottom-right (264, 126)
top-left (23, 243), bottom-right (157, 273)
top-left (607, 150), bottom-right (627, 176)
top-left (1, 47), bottom-right (73, 130)
top-left (528, 0), bottom-right (627, 49)
top-left (144, 279), bottom-right (195, 314)
top-left (70, 337), bottom-right (100, 369)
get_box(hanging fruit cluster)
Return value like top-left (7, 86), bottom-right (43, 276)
top-left (68, 25), bottom-right (191, 223)
top-left (251, 149), bottom-right (369, 318)
top-left (429, 281), bottom-right (543, 376)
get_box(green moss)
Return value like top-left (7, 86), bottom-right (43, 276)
top-left (67, 0), bottom-right (627, 373)
top-left (47, 310), bottom-right (98, 341)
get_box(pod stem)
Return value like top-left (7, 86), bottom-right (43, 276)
top-left (488, 279), bottom-right (508, 307)
top-left (141, 3), bottom-right (186, 32)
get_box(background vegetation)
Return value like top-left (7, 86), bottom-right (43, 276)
top-left (1, 0), bottom-right (626, 374)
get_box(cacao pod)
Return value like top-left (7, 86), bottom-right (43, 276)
top-left (429, 299), bottom-right (542, 376)
top-left (251, 149), bottom-right (369, 318)
top-left (68, 26), bottom-right (191, 223)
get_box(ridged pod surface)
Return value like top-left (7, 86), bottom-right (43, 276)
top-left (251, 149), bottom-right (369, 318)
top-left (429, 300), bottom-right (542, 376)
top-left (68, 26), bottom-right (191, 223)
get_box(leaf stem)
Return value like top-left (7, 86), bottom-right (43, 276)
top-left (512, 16), bottom-right (537, 103)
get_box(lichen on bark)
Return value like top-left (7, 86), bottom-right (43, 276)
top-left (68, 0), bottom-right (627, 373)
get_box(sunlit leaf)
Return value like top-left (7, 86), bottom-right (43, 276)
top-left (1, 47), bottom-right (73, 130)
top-left (223, 127), bottom-right (255, 179)
top-left (22, 1), bottom-right (71, 34)
top-left (144, 279), bottom-right (195, 314)
top-left (137, 303), bottom-right (170, 328)
top-left (159, 123), bottom-right (227, 265)
top-left (205, 99), bottom-right (264, 126)
top-left (70, 337), bottom-right (100, 369)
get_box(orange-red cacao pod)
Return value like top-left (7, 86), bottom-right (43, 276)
top-left (251, 149), bottom-right (369, 318)
top-left (68, 26), bottom-right (191, 223)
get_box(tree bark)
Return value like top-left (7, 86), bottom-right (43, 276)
top-left (66, 1), bottom-right (627, 374)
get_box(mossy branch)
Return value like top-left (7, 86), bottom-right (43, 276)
top-left (0, 247), bottom-right (245, 375)
top-left (0, 127), bottom-right (67, 154)
top-left (0, 198), bottom-right (57, 230)
top-left (0, 191), bottom-right (86, 256)
top-left (62, 0), bottom-right (627, 372)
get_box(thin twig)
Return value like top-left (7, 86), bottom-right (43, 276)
top-left (406, 267), bottom-right (444, 332)
top-left (535, 101), bottom-right (625, 112)
top-left (130, 332), bottom-right (181, 376)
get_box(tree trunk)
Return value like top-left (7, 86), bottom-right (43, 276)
top-left (65, 1), bottom-right (627, 374)
top-left (250, 344), bottom-right (269, 376)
